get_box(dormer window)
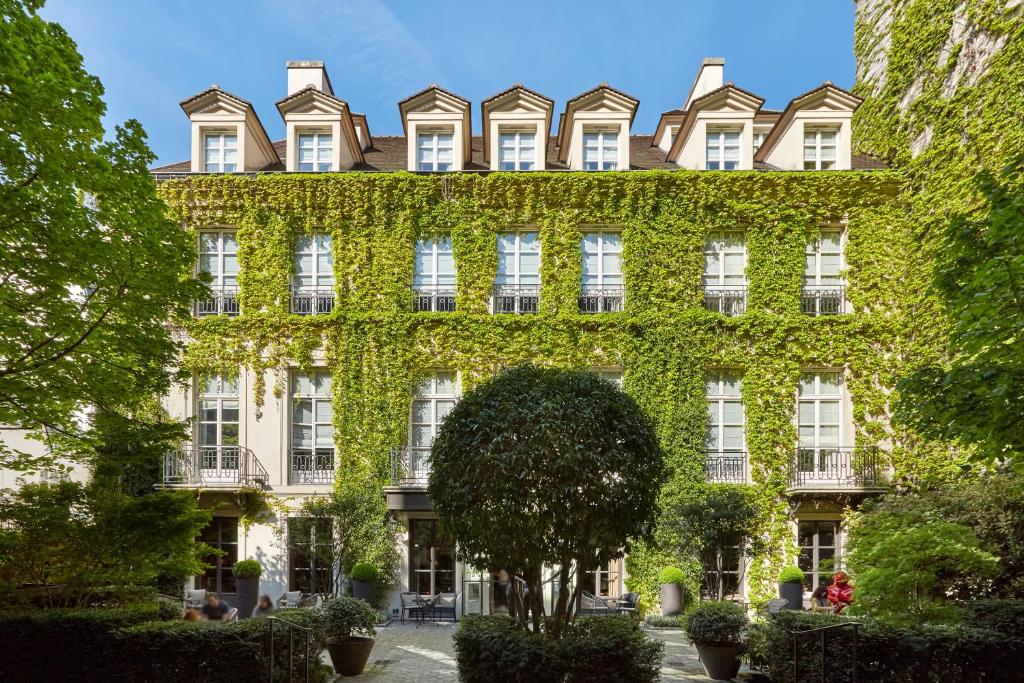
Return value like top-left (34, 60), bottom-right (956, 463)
top-left (297, 132), bottom-right (332, 172)
top-left (499, 131), bottom-right (535, 171)
top-left (803, 129), bottom-right (837, 170)
top-left (706, 130), bottom-right (740, 170)
top-left (417, 131), bottom-right (453, 171)
top-left (582, 130), bottom-right (618, 170)
top-left (204, 133), bottom-right (237, 172)
top-left (752, 131), bottom-right (767, 154)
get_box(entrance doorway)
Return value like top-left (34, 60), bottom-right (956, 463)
top-left (409, 519), bottom-right (454, 596)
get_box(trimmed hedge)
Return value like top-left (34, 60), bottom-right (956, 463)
top-left (747, 609), bottom-right (1024, 683)
top-left (454, 615), bottom-right (663, 683)
top-left (644, 614), bottom-right (683, 628)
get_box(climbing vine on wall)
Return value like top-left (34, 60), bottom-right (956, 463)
top-left (158, 169), bottom-right (932, 603)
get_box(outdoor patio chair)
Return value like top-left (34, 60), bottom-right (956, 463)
top-left (278, 591), bottom-right (303, 609)
top-left (433, 592), bottom-right (458, 622)
top-left (617, 592), bottom-right (640, 615)
top-left (580, 591), bottom-right (610, 616)
top-left (185, 589), bottom-right (206, 609)
top-left (400, 591), bottom-right (423, 623)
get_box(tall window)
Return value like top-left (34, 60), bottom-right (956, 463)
top-left (198, 374), bottom-right (239, 449)
top-left (288, 517), bottom-right (333, 594)
top-left (291, 370), bottom-right (334, 483)
top-left (414, 236), bottom-right (456, 292)
top-left (798, 371), bottom-right (843, 453)
top-left (417, 131), bottom-right (453, 171)
top-left (803, 130), bottom-right (837, 170)
top-left (493, 231), bottom-right (540, 314)
top-left (581, 231), bottom-right (622, 292)
top-left (204, 133), bottom-right (237, 172)
top-left (706, 371), bottom-right (744, 456)
top-left (706, 130), bottom-right (740, 170)
top-left (410, 519), bottom-right (455, 596)
top-left (703, 230), bottom-right (746, 287)
top-left (703, 546), bottom-right (742, 601)
top-left (198, 516), bottom-right (238, 593)
top-left (409, 371), bottom-right (458, 481)
top-left (293, 234), bottom-right (334, 314)
top-left (804, 230), bottom-right (843, 287)
top-left (582, 130), bottom-right (618, 170)
top-left (199, 231), bottom-right (239, 292)
top-left (799, 520), bottom-right (839, 591)
top-left (499, 131), bottom-right (535, 170)
top-left (297, 132), bottom-right (332, 172)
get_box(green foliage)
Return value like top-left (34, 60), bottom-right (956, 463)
top-left (778, 566), bottom-right (805, 583)
top-left (0, 482), bottom-right (213, 607)
top-left (683, 600), bottom-right (748, 645)
top-left (314, 596), bottom-right (376, 641)
top-left (0, 0), bottom-right (203, 473)
top-left (564, 616), bottom-right (664, 683)
top-left (350, 562), bottom-right (379, 583)
top-left (658, 567), bottom-right (687, 586)
top-left (644, 614), bottom-right (684, 628)
top-left (429, 365), bottom-right (664, 637)
top-left (232, 559), bottom-right (261, 579)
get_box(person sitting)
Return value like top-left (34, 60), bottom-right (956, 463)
top-left (201, 593), bottom-right (232, 622)
top-left (252, 594), bottom-right (275, 618)
top-left (182, 608), bottom-right (202, 622)
top-left (809, 583), bottom-right (831, 612)
top-left (826, 572), bottom-right (854, 613)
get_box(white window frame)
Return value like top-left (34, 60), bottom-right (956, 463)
top-left (197, 373), bottom-right (240, 449)
top-left (496, 231), bottom-right (540, 288)
top-left (417, 131), bottom-right (453, 171)
top-left (293, 233), bottom-right (335, 290)
top-left (290, 370), bottom-right (334, 481)
top-left (582, 129), bottom-right (619, 171)
top-left (803, 129), bottom-right (838, 170)
top-left (580, 229), bottom-right (623, 293)
top-left (203, 132), bottom-right (238, 173)
top-left (752, 131), bottom-right (768, 154)
top-left (706, 371), bottom-right (745, 455)
top-left (804, 229), bottom-right (844, 288)
top-left (297, 131), bottom-right (333, 172)
top-left (198, 230), bottom-right (238, 290)
top-left (414, 236), bottom-right (456, 292)
top-left (797, 370), bottom-right (844, 450)
top-left (409, 371), bottom-right (459, 480)
top-left (593, 368), bottom-right (624, 388)
top-left (702, 230), bottom-right (747, 288)
top-left (706, 129), bottom-right (740, 170)
top-left (498, 130), bottom-right (536, 171)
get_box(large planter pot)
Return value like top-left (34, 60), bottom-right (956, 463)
top-left (779, 580), bottom-right (803, 611)
top-left (695, 642), bottom-right (743, 681)
top-left (326, 636), bottom-right (375, 677)
top-left (660, 583), bottom-right (683, 616)
top-left (351, 579), bottom-right (377, 605)
top-left (235, 577), bottom-right (259, 620)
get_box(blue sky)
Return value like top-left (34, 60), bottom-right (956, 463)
top-left (42, 0), bottom-right (857, 166)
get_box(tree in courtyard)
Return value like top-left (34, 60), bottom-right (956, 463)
top-left (428, 365), bottom-right (665, 638)
top-left (0, 0), bottom-right (204, 472)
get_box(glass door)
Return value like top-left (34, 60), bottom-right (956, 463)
top-left (409, 519), bottom-right (455, 597)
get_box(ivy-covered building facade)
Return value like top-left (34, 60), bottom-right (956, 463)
top-left (151, 58), bottom-right (915, 616)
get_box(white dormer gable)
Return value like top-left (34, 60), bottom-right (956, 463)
top-left (399, 85), bottom-right (471, 171)
top-left (181, 86), bottom-right (279, 173)
top-left (668, 84), bottom-right (764, 170)
top-left (276, 87), bottom-right (364, 171)
top-left (557, 84), bottom-right (639, 171)
top-left (755, 84), bottom-right (862, 171)
top-left (481, 85), bottom-right (554, 171)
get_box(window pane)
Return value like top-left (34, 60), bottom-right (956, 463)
top-left (819, 372), bottom-right (842, 395)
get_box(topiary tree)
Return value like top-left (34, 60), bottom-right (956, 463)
top-left (429, 365), bottom-right (665, 638)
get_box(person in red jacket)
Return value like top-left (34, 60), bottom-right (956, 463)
top-left (826, 571), bottom-right (854, 613)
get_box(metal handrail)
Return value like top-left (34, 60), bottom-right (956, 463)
top-left (790, 446), bottom-right (884, 488)
top-left (289, 449), bottom-right (335, 484)
top-left (703, 286), bottom-right (747, 316)
top-left (411, 286), bottom-right (457, 312)
top-left (162, 445), bottom-right (269, 487)
top-left (390, 447), bottom-right (430, 487)
top-left (268, 616), bottom-right (311, 683)
top-left (492, 284), bottom-right (540, 314)
top-left (290, 285), bottom-right (335, 315)
top-left (705, 451), bottom-right (747, 483)
top-left (578, 287), bottom-right (625, 313)
top-left (195, 285), bottom-right (240, 317)
top-left (791, 622), bottom-right (859, 683)
top-left (801, 285), bottom-right (847, 315)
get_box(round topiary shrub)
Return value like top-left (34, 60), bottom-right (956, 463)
top-left (350, 562), bottom-right (379, 583)
top-left (658, 567), bottom-right (687, 586)
top-left (779, 566), bottom-right (805, 584)
top-left (233, 559), bottom-right (261, 579)
top-left (683, 601), bottom-right (748, 646)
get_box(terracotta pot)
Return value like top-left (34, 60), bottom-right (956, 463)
top-left (695, 642), bottom-right (743, 681)
top-left (326, 635), bottom-right (375, 676)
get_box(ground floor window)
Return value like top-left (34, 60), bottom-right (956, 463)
top-left (409, 519), bottom-right (455, 596)
top-left (580, 558), bottom-right (623, 598)
top-left (288, 517), bottom-right (333, 594)
top-left (198, 516), bottom-right (237, 594)
top-left (702, 546), bottom-right (742, 601)
top-left (798, 519), bottom-right (839, 592)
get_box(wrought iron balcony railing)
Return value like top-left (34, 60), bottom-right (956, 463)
top-left (801, 286), bottom-right (847, 316)
top-left (290, 286), bottom-right (335, 315)
top-left (578, 287), bottom-right (625, 314)
top-left (703, 287), bottom-right (747, 316)
top-left (289, 449), bottom-right (335, 485)
top-left (195, 286), bottom-right (240, 317)
top-left (706, 451), bottom-right (748, 483)
top-left (412, 287), bottom-right (457, 313)
top-left (390, 447), bottom-right (430, 487)
top-left (789, 446), bottom-right (885, 489)
top-left (492, 285), bottom-right (539, 314)
top-left (162, 445), bottom-right (268, 488)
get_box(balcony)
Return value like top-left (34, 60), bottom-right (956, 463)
top-left (703, 287), bottom-right (747, 316)
top-left (412, 287), bottom-right (456, 313)
top-left (579, 287), bottom-right (624, 314)
top-left (492, 285), bottom-right (539, 314)
top-left (788, 446), bottom-right (886, 492)
top-left (801, 286), bottom-right (847, 316)
top-left (162, 445), bottom-right (268, 488)
top-left (705, 451), bottom-right (748, 483)
top-left (289, 449), bottom-right (335, 485)
top-left (195, 286), bottom-right (239, 317)
top-left (390, 447), bottom-right (430, 487)
top-left (290, 286), bottom-right (335, 315)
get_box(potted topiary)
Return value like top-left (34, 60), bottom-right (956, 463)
top-left (658, 567), bottom-right (687, 616)
top-left (233, 559), bottom-right (261, 619)
top-left (684, 601), bottom-right (748, 681)
top-left (350, 562), bottom-right (379, 605)
top-left (318, 596), bottom-right (378, 676)
top-left (778, 565), bottom-right (805, 611)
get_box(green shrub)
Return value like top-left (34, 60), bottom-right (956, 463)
top-left (644, 614), bottom-right (683, 628)
top-left (959, 599), bottom-right (1024, 633)
top-left (564, 616), bottom-right (663, 683)
top-left (778, 566), bottom-right (804, 583)
top-left (350, 562), bottom-right (379, 582)
top-left (684, 601), bottom-right (747, 645)
top-left (453, 615), bottom-right (565, 683)
top-left (657, 567), bottom-right (686, 586)
top-left (315, 596), bottom-right (376, 640)
top-left (232, 559), bottom-right (262, 579)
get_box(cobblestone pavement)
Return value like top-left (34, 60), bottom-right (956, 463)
top-left (329, 621), bottom-right (752, 682)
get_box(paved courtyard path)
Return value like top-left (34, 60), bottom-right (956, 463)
top-left (330, 622), bottom-right (754, 682)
